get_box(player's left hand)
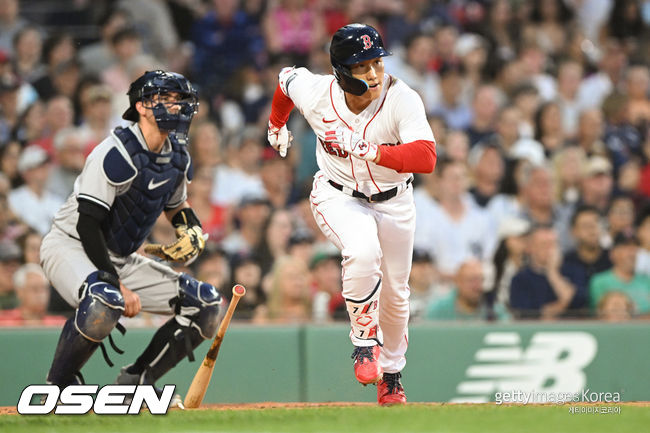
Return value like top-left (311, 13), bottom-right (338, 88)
top-left (324, 126), bottom-right (379, 162)
top-left (144, 225), bottom-right (207, 265)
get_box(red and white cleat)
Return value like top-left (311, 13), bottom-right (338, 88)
top-left (377, 372), bottom-right (407, 406)
top-left (351, 345), bottom-right (383, 385)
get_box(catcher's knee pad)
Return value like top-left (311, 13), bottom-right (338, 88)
top-left (345, 278), bottom-right (384, 346)
top-left (75, 271), bottom-right (125, 342)
top-left (175, 273), bottom-right (223, 339)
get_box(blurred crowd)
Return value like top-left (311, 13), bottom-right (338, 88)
top-left (0, 0), bottom-right (650, 326)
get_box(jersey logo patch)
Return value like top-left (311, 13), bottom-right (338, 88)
top-left (148, 178), bottom-right (171, 190)
top-left (322, 117), bottom-right (337, 123)
top-left (361, 34), bottom-right (372, 49)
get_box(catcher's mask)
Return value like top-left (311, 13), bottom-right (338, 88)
top-left (122, 70), bottom-right (198, 144)
top-left (330, 23), bottom-right (392, 96)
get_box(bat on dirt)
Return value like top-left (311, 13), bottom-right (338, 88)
top-left (183, 284), bottom-right (246, 409)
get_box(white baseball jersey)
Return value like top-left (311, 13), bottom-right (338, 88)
top-left (279, 67), bottom-right (434, 196)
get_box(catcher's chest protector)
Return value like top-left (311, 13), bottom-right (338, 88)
top-left (102, 127), bottom-right (189, 256)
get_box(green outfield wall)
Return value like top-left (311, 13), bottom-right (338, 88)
top-left (0, 322), bottom-right (648, 406)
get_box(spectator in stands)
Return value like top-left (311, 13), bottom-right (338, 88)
top-left (605, 194), bottom-right (636, 245)
top-left (287, 229), bottom-right (314, 267)
top-left (590, 231), bottom-right (650, 315)
top-left (78, 8), bottom-right (130, 77)
top-left (211, 127), bottom-right (266, 207)
top-left (117, 0), bottom-right (180, 64)
top-left (468, 143), bottom-right (505, 208)
top-left (534, 101), bottom-right (565, 156)
top-left (310, 249), bottom-right (345, 323)
top-left (0, 139), bottom-right (21, 187)
top-left (15, 227), bottom-right (40, 265)
top-left (597, 291), bottom-right (633, 322)
top-left (577, 38), bottom-right (627, 111)
top-left (414, 157), bottom-right (496, 281)
top-left (426, 259), bottom-right (509, 321)
top-left (519, 164), bottom-right (562, 230)
top-left (555, 59), bottom-right (584, 139)
top-left (455, 34), bottom-right (489, 101)
top-left (0, 263), bottom-right (65, 326)
top-left (263, 0), bottom-right (326, 66)
top-left (385, 32), bottom-right (440, 115)
top-left (255, 255), bottom-right (311, 324)
top-left (636, 209), bottom-right (650, 277)
top-left (511, 83), bottom-right (540, 139)
top-left (625, 65), bottom-right (650, 128)
top-left (187, 165), bottom-right (227, 243)
top-left (466, 84), bottom-right (500, 147)
top-left (221, 193), bottom-right (270, 257)
top-left (526, 0), bottom-right (573, 57)
top-left (487, 216), bottom-right (530, 310)
top-left (0, 0), bottom-right (28, 54)
top-left (194, 245), bottom-right (230, 293)
top-left (510, 225), bottom-right (576, 319)
top-left (256, 208), bottom-right (293, 276)
top-left (260, 147), bottom-right (296, 209)
top-left (11, 24), bottom-right (44, 83)
top-left (551, 146), bottom-right (586, 206)
top-left (0, 240), bottom-right (20, 309)
top-left (190, 0), bottom-right (265, 95)
top-left (188, 120), bottom-right (222, 170)
top-left (0, 71), bottom-right (21, 143)
top-left (605, 93), bottom-right (644, 169)
top-left (14, 100), bottom-right (45, 146)
top-left (8, 145), bottom-right (63, 236)
top-left (567, 156), bottom-right (614, 220)
top-left (46, 127), bottom-right (87, 200)
top-left (560, 205), bottom-right (612, 314)
top-left (443, 130), bottom-right (470, 164)
top-left (432, 63), bottom-right (472, 130)
top-left (77, 84), bottom-right (114, 154)
top-left (230, 252), bottom-right (264, 320)
top-left (574, 108), bottom-right (607, 158)
top-left (31, 32), bottom-right (77, 100)
top-left (101, 27), bottom-right (143, 95)
top-left (408, 249), bottom-right (441, 321)
top-left (31, 94), bottom-right (75, 158)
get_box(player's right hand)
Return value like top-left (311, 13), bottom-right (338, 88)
top-left (120, 284), bottom-right (141, 317)
top-left (267, 121), bottom-right (293, 157)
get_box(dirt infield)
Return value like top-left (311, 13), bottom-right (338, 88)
top-left (1, 401), bottom-right (649, 415)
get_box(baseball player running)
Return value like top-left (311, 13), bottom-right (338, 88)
top-left (268, 24), bottom-right (437, 405)
top-left (40, 70), bottom-right (222, 404)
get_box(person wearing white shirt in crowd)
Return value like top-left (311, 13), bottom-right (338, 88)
top-left (8, 145), bottom-right (63, 235)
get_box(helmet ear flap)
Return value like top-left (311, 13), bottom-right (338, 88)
top-left (332, 63), bottom-right (369, 96)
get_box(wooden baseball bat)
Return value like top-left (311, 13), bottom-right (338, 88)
top-left (183, 284), bottom-right (246, 409)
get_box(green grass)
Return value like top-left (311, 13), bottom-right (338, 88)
top-left (1, 404), bottom-right (648, 433)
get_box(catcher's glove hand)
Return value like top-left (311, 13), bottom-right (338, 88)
top-left (144, 225), bottom-right (207, 265)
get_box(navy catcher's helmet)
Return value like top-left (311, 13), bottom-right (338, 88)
top-left (122, 70), bottom-right (198, 144)
top-left (330, 23), bottom-right (392, 96)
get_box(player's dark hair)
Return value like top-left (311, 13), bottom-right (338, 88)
top-left (570, 204), bottom-right (601, 228)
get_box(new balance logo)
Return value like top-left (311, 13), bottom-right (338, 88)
top-left (451, 332), bottom-right (598, 403)
top-left (148, 178), bottom-right (170, 190)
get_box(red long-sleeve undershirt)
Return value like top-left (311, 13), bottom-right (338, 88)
top-left (269, 83), bottom-right (294, 128)
top-left (269, 83), bottom-right (437, 174)
top-left (377, 140), bottom-right (437, 174)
